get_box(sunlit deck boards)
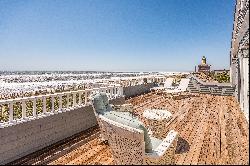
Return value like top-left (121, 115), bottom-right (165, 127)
top-left (127, 92), bottom-right (249, 165)
top-left (10, 92), bottom-right (249, 165)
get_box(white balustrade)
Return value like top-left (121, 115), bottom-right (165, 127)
top-left (0, 84), bottom-right (123, 126)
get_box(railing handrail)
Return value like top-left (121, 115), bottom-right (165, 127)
top-left (0, 89), bottom-right (87, 104)
top-left (0, 84), bottom-right (124, 103)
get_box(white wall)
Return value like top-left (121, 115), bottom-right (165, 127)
top-left (243, 57), bottom-right (249, 122)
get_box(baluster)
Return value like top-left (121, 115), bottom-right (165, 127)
top-left (33, 98), bottom-right (37, 117)
top-left (22, 99), bottom-right (26, 119)
top-left (0, 104), bottom-right (3, 127)
top-left (73, 92), bottom-right (76, 107)
top-left (79, 91), bottom-right (82, 105)
top-left (116, 86), bottom-right (120, 96)
top-left (59, 94), bottom-right (63, 111)
top-left (9, 101), bottom-right (14, 122)
top-left (84, 90), bottom-right (88, 105)
top-left (112, 86), bottom-right (115, 98)
top-left (106, 87), bottom-right (110, 98)
top-left (51, 95), bottom-right (54, 112)
top-left (114, 87), bottom-right (118, 97)
top-left (120, 86), bottom-right (124, 96)
top-left (66, 93), bottom-right (70, 108)
top-left (43, 96), bottom-right (47, 114)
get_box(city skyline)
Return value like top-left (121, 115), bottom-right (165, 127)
top-left (0, 0), bottom-right (235, 71)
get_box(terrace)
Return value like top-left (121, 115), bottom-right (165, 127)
top-left (8, 91), bottom-right (249, 165)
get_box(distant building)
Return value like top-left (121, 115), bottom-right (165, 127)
top-left (230, 0), bottom-right (249, 121)
top-left (197, 56), bottom-right (211, 73)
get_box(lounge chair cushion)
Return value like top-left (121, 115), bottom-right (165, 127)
top-left (93, 93), bottom-right (107, 114)
top-left (104, 111), bottom-right (153, 153)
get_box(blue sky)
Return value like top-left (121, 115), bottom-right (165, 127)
top-left (0, 0), bottom-right (235, 72)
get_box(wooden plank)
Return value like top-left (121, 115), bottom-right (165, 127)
top-left (218, 96), bottom-right (230, 165)
top-left (66, 144), bottom-right (107, 165)
top-left (205, 97), bottom-right (220, 165)
top-left (185, 97), bottom-right (211, 164)
top-left (50, 139), bottom-right (99, 165)
top-left (176, 97), bottom-right (208, 164)
top-left (187, 120), bottom-right (209, 164)
top-left (226, 97), bottom-right (244, 165)
top-left (232, 100), bottom-right (249, 164)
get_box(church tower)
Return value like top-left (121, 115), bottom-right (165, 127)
top-left (198, 56), bottom-right (210, 73)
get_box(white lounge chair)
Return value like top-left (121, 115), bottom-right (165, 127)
top-left (91, 92), bottom-right (134, 141)
top-left (164, 78), bottom-right (190, 94)
top-left (99, 114), bottom-right (178, 165)
top-left (150, 78), bottom-right (174, 91)
top-left (163, 78), bottom-right (176, 90)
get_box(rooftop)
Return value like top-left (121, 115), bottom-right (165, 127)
top-left (9, 92), bottom-right (249, 165)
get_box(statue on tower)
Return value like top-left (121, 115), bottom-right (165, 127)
top-left (198, 56), bottom-right (211, 73)
top-left (201, 56), bottom-right (207, 65)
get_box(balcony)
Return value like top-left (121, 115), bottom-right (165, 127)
top-left (7, 91), bottom-right (249, 165)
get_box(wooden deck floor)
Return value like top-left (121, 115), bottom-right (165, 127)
top-left (11, 92), bottom-right (249, 165)
top-left (127, 92), bottom-right (249, 165)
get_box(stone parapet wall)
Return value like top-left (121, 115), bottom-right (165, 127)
top-left (0, 105), bottom-right (97, 164)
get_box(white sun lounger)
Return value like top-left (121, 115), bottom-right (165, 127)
top-left (164, 78), bottom-right (190, 93)
top-left (150, 78), bottom-right (174, 91)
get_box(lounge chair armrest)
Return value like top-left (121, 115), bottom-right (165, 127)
top-left (144, 130), bottom-right (178, 164)
top-left (157, 130), bottom-right (178, 154)
top-left (146, 130), bottom-right (178, 158)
